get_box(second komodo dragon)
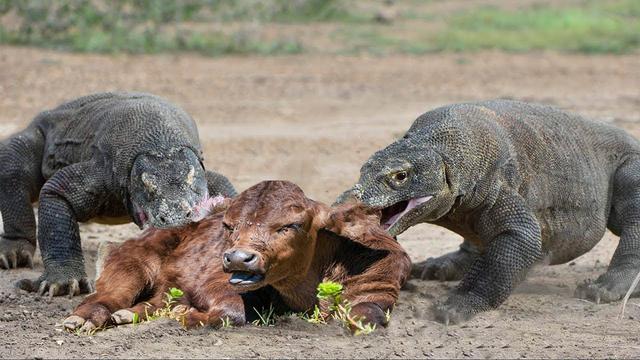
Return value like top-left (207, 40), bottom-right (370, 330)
top-left (0, 92), bottom-right (236, 297)
top-left (339, 99), bottom-right (640, 324)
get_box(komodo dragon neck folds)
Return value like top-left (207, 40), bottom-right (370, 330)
top-left (0, 92), bottom-right (236, 297)
top-left (339, 99), bottom-right (640, 324)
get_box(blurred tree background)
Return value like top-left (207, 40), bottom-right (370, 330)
top-left (0, 0), bottom-right (638, 56)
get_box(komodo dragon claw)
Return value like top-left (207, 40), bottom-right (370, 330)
top-left (16, 273), bottom-right (93, 298)
top-left (0, 238), bottom-right (34, 269)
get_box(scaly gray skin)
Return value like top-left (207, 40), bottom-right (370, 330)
top-left (338, 99), bottom-right (640, 324)
top-left (0, 92), bottom-right (236, 297)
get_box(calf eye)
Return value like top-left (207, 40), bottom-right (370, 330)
top-left (278, 223), bottom-right (301, 234)
top-left (223, 222), bottom-right (235, 233)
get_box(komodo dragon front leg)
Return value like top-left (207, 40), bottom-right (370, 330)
top-left (412, 239), bottom-right (480, 281)
top-left (0, 126), bottom-right (45, 269)
top-left (205, 170), bottom-right (237, 197)
top-left (16, 162), bottom-right (110, 297)
top-left (435, 188), bottom-right (542, 324)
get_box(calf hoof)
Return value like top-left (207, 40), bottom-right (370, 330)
top-left (575, 269), bottom-right (640, 304)
top-left (63, 303), bottom-right (112, 333)
top-left (350, 302), bottom-right (387, 327)
top-left (63, 315), bottom-right (97, 334)
top-left (111, 309), bottom-right (136, 325)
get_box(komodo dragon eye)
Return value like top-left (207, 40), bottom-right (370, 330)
top-left (390, 171), bottom-right (409, 185)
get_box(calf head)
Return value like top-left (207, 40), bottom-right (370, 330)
top-left (221, 181), bottom-right (328, 291)
top-left (129, 147), bottom-right (219, 229)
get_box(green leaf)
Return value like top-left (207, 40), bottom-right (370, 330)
top-left (316, 281), bottom-right (343, 300)
top-left (169, 287), bottom-right (184, 299)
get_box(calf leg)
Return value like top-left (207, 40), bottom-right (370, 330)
top-left (0, 126), bottom-right (45, 269)
top-left (576, 158), bottom-right (640, 302)
top-left (63, 244), bottom-right (163, 332)
top-left (412, 239), bottom-right (479, 281)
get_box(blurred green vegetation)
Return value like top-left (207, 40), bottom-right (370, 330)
top-left (0, 0), bottom-right (347, 55)
top-left (339, 0), bottom-right (640, 55)
top-left (435, 0), bottom-right (640, 54)
top-left (0, 0), bottom-right (638, 56)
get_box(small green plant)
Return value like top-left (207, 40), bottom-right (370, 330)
top-left (301, 304), bottom-right (326, 324)
top-left (305, 281), bottom-right (377, 335)
top-left (168, 287), bottom-right (184, 301)
top-left (220, 316), bottom-right (233, 328)
top-left (138, 287), bottom-right (188, 326)
top-left (252, 304), bottom-right (276, 327)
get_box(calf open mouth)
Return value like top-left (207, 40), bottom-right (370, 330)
top-left (229, 272), bottom-right (265, 286)
top-left (380, 196), bottom-right (433, 230)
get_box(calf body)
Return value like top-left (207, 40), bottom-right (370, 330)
top-left (64, 181), bottom-right (410, 331)
top-left (0, 92), bottom-right (236, 297)
top-left (341, 100), bottom-right (640, 323)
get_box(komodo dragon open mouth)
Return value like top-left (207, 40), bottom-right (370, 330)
top-left (380, 196), bottom-right (433, 230)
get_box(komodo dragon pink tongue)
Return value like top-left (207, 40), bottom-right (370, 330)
top-left (382, 196), bottom-right (433, 230)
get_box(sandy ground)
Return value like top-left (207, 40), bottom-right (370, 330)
top-left (0, 45), bottom-right (639, 358)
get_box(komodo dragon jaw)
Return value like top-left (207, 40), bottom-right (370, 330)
top-left (380, 196), bottom-right (433, 231)
top-left (352, 146), bottom-right (455, 236)
top-left (129, 148), bottom-right (212, 230)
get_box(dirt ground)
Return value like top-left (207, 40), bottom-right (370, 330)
top-left (0, 45), bottom-right (639, 358)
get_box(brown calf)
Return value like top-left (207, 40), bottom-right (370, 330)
top-left (63, 180), bottom-right (410, 331)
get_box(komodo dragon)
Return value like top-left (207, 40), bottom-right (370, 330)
top-left (0, 92), bottom-right (236, 297)
top-left (338, 99), bottom-right (640, 324)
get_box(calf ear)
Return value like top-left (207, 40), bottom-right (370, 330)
top-left (324, 202), bottom-right (384, 245)
top-left (308, 200), bottom-right (331, 239)
top-left (193, 194), bottom-right (232, 221)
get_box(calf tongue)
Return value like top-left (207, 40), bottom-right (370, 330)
top-left (229, 272), bottom-right (264, 285)
top-left (382, 196), bottom-right (433, 230)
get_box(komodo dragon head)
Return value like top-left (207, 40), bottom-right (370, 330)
top-left (339, 139), bottom-right (459, 237)
top-left (128, 147), bottom-right (216, 230)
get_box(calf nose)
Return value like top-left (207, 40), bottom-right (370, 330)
top-left (223, 249), bottom-right (259, 272)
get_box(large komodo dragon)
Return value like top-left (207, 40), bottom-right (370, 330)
top-left (339, 99), bottom-right (640, 324)
top-left (0, 92), bottom-right (236, 297)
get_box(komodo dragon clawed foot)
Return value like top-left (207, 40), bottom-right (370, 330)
top-left (434, 292), bottom-right (490, 325)
top-left (0, 238), bottom-right (34, 269)
top-left (575, 268), bottom-right (640, 303)
top-left (16, 269), bottom-right (93, 298)
top-left (411, 241), bottom-right (478, 281)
